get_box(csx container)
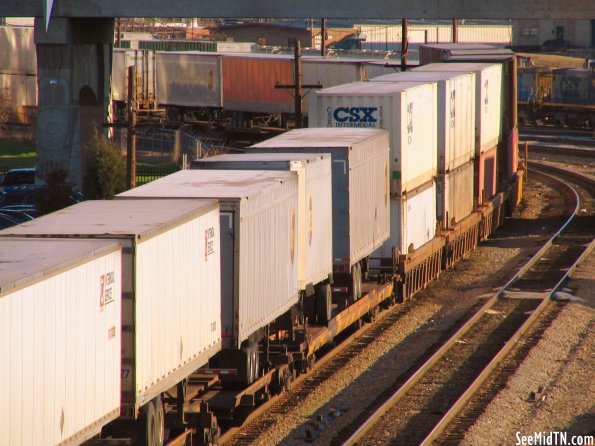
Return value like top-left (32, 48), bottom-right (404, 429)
top-left (192, 153), bottom-right (333, 292)
top-left (0, 199), bottom-right (222, 415)
top-left (415, 62), bottom-right (503, 154)
top-left (308, 81), bottom-right (437, 195)
top-left (375, 181), bottom-right (438, 257)
top-left (118, 170), bottom-right (299, 349)
top-left (437, 160), bottom-right (475, 228)
top-left (371, 70), bottom-right (476, 172)
top-left (156, 51), bottom-right (223, 108)
top-left (250, 128), bottom-right (390, 269)
top-left (0, 238), bottom-right (122, 446)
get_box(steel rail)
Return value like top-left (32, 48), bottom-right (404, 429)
top-left (419, 169), bottom-right (595, 445)
top-left (341, 169), bottom-right (586, 446)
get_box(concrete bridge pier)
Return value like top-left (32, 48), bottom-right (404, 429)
top-left (34, 17), bottom-right (114, 189)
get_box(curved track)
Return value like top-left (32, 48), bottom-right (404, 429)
top-left (340, 165), bottom-right (595, 445)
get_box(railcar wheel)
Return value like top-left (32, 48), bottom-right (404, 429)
top-left (137, 401), bottom-right (158, 446)
top-left (316, 283), bottom-right (332, 324)
top-left (153, 397), bottom-right (165, 445)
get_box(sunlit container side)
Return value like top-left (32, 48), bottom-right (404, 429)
top-left (222, 53), bottom-right (294, 114)
top-left (415, 62), bottom-right (503, 154)
top-left (156, 51), bottom-right (223, 108)
top-left (0, 26), bottom-right (36, 75)
top-left (374, 180), bottom-right (437, 257)
top-left (476, 145), bottom-right (498, 205)
top-left (0, 199), bottom-right (222, 416)
top-left (0, 238), bottom-right (121, 446)
top-left (111, 49), bottom-right (156, 104)
top-left (117, 170), bottom-right (299, 348)
top-left (250, 128), bottom-right (390, 269)
top-left (370, 70), bottom-right (476, 172)
top-left (437, 160), bottom-right (475, 228)
top-left (192, 153), bottom-right (333, 291)
top-left (308, 81), bottom-right (437, 195)
top-left (551, 68), bottom-right (593, 105)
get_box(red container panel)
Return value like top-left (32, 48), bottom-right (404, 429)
top-left (476, 145), bottom-right (498, 205)
top-left (222, 56), bottom-right (294, 114)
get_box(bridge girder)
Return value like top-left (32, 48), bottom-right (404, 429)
top-left (0, 0), bottom-right (592, 20)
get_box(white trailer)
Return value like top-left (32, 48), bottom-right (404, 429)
top-left (0, 238), bottom-right (122, 446)
top-left (250, 128), bottom-right (391, 301)
top-left (117, 170), bottom-right (299, 385)
top-left (0, 199), bottom-right (222, 440)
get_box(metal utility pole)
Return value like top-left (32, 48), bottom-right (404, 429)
top-left (275, 40), bottom-right (322, 129)
top-left (401, 19), bottom-right (409, 71)
top-left (294, 41), bottom-right (303, 127)
top-left (126, 65), bottom-right (137, 189)
top-left (452, 19), bottom-right (459, 42)
top-left (320, 18), bottom-right (326, 56)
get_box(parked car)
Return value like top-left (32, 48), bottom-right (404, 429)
top-left (0, 167), bottom-right (36, 193)
top-left (0, 184), bottom-right (83, 217)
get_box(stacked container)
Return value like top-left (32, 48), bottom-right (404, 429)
top-left (0, 238), bottom-right (122, 446)
top-left (415, 62), bottom-right (503, 205)
top-left (117, 169), bottom-right (299, 351)
top-left (249, 128), bottom-right (390, 271)
top-left (308, 81), bottom-right (438, 255)
top-left (370, 71), bottom-right (476, 228)
top-left (0, 199), bottom-right (222, 416)
top-left (192, 153), bottom-right (333, 293)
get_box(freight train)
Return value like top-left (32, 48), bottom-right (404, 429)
top-left (1, 39), bottom-right (521, 446)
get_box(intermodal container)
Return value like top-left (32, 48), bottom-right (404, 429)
top-left (415, 62), bottom-right (503, 154)
top-left (117, 170), bottom-right (299, 349)
top-left (476, 145), bottom-right (498, 205)
top-left (111, 49), bottom-right (156, 104)
top-left (371, 70), bottom-right (476, 172)
top-left (374, 180), bottom-right (437, 257)
top-left (437, 160), bottom-right (475, 228)
top-left (308, 81), bottom-right (437, 194)
top-left (0, 238), bottom-right (122, 446)
top-left (0, 199), bottom-right (222, 416)
top-left (192, 153), bottom-right (333, 291)
top-left (156, 51), bottom-right (223, 108)
top-left (250, 128), bottom-right (390, 268)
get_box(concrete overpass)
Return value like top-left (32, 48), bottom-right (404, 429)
top-left (1, 0), bottom-right (592, 188)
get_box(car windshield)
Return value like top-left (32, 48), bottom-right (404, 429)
top-left (1, 170), bottom-right (35, 187)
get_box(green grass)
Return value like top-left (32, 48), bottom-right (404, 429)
top-left (0, 141), bottom-right (36, 171)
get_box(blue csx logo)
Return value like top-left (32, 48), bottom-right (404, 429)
top-left (333, 107), bottom-right (378, 123)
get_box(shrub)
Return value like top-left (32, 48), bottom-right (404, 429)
top-left (83, 132), bottom-right (126, 199)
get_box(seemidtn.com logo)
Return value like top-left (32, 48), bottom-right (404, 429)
top-left (516, 432), bottom-right (594, 445)
top-left (327, 106), bottom-right (379, 128)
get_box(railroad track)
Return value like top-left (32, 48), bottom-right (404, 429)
top-left (339, 165), bottom-right (595, 445)
top-left (519, 126), bottom-right (594, 139)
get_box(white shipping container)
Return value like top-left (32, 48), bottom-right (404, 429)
top-left (308, 81), bottom-right (437, 194)
top-left (111, 49), bottom-right (156, 103)
top-left (250, 128), bottom-right (390, 268)
top-left (374, 179), bottom-right (437, 257)
top-left (156, 51), bottom-right (223, 108)
top-left (415, 62), bottom-right (503, 153)
top-left (192, 153), bottom-right (333, 290)
top-left (437, 160), bottom-right (475, 228)
top-left (0, 199), bottom-right (222, 415)
top-left (371, 71), bottom-right (476, 172)
top-left (0, 238), bottom-right (122, 446)
top-left (117, 170), bottom-right (299, 348)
